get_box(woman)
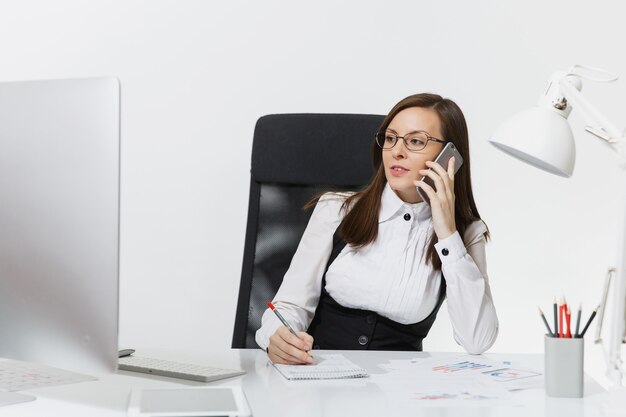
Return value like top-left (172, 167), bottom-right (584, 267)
top-left (255, 93), bottom-right (498, 365)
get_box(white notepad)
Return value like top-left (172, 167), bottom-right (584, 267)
top-left (273, 354), bottom-right (369, 380)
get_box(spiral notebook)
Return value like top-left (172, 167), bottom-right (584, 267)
top-left (273, 354), bottom-right (369, 380)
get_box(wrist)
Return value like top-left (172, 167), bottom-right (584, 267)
top-left (436, 227), bottom-right (456, 241)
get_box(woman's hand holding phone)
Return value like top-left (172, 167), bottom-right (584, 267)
top-left (414, 157), bottom-right (457, 240)
top-left (268, 326), bottom-right (314, 365)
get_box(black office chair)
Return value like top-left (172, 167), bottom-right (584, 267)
top-left (232, 113), bottom-right (385, 348)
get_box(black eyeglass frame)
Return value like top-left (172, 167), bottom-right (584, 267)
top-left (375, 130), bottom-right (447, 152)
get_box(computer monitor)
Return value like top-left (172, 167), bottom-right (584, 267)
top-left (0, 77), bottom-right (120, 374)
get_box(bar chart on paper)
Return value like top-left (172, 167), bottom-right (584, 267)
top-left (432, 360), bottom-right (493, 373)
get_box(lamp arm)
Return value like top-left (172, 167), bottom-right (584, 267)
top-left (561, 75), bottom-right (626, 395)
top-left (559, 77), bottom-right (625, 145)
top-left (610, 174), bottom-right (626, 380)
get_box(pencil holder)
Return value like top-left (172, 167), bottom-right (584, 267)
top-left (544, 335), bottom-right (584, 398)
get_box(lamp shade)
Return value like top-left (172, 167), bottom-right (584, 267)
top-left (489, 106), bottom-right (576, 177)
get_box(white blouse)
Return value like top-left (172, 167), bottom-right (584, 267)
top-left (255, 183), bottom-right (498, 354)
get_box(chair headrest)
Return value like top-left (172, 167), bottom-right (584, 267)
top-left (251, 113), bottom-right (384, 185)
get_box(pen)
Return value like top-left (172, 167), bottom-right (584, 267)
top-left (574, 303), bottom-right (582, 338)
top-left (538, 307), bottom-right (553, 336)
top-left (553, 298), bottom-right (558, 339)
top-left (267, 302), bottom-right (298, 336)
top-left (579, 304), bottom-right (599, 338)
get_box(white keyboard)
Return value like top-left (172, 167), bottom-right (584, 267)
top-left (0, 359), bottom-right (96, 391)
top-left (118, 356), bottom-right (246, 382)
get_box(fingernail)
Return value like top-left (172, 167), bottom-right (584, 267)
top-left (306, 356), bottom-right (313, 363)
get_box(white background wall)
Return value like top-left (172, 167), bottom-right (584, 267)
top-left (1, 0), bottom-right (625, 386)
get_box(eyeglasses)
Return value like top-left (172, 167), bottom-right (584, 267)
top-left (375, 130), bottom-right (446, 152)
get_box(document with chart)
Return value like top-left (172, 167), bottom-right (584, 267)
top-left (371, 355), bottom-right (543, 407)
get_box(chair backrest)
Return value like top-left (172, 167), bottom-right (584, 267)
top-left (232, 113), bottom-right (385, 348)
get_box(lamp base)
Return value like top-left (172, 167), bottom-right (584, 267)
top-left (603, 385), bottom-right (626, 416)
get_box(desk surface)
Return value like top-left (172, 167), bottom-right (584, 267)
top-left (0, 349), bottom-right (609, 417)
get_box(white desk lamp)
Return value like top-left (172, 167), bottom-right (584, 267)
top-left (490, 65), bottom-right (626, 415)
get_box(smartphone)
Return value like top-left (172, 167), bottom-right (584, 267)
top-left (416, 142), bottom-right (463, 205)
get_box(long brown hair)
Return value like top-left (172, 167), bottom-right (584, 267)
top-left (338, 93), bottom-right (488, 270)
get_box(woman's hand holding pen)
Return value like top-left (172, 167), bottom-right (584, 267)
top-left (414, 157), bottom-right (457, 240)
top-left (268, 327), bottom-right (314, 365)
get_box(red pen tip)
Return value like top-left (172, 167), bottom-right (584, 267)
top-left (267, 301), bottom-right (275, 310)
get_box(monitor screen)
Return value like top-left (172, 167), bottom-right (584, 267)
top-left (0, 77), bottom-right (120, 374)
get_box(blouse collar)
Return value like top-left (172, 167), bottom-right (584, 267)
top-left (379, 183), bottom-right (431, 223)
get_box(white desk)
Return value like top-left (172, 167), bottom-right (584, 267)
top-left (0, 349), bottom-right (608, 416)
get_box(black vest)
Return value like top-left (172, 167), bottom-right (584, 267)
top-left (307, 227), bottom-right (446, 351)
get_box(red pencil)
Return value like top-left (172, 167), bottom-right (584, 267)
top-left (559, 304), bottom-right (564, 338)
top-left (565, 304), bottom-right (572, 338)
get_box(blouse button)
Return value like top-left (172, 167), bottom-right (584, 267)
top-left (442, 248), bottom-right (449, 256)
top-left (403, 213), bottom-right (411, 221)
top-left (358, 335), bottom-right (369, 345)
